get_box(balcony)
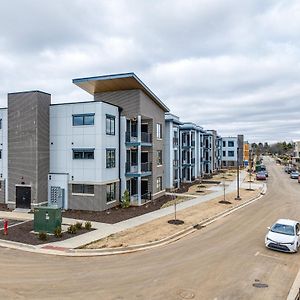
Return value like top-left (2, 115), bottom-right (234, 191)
top-left (126, 131), bottom-right (152, 146)
top-left (182, 158), bottom-right (195, 165)
top-left (125, 162), bottom-right (152, 177)
top-left (173, 159), bottom-right (179, 168)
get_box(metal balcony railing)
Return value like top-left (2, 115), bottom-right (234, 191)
top-left (173, 159), bottom-right (179, 167)
top-left (141, 192), bottom-right (152, 203)
top-left (173, 137), bottom-right (179, 146)
top-left (141, 162), bottom-right (152, 172)
top-left (141, 132), bottom-right (152, 143)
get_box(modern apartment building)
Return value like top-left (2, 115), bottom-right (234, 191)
top-left (0, 72), bottom-right (245, 211)
top-left (221, 135), bottom-right (244, 167)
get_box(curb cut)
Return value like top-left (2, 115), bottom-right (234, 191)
top-left (0, 184), bottom-right (266, 257)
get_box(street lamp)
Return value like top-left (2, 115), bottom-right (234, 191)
top-left (235, 146), bottom-right (241, 200)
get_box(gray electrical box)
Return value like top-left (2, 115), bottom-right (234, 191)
top-left (49, 186), bottom-right (64, 208)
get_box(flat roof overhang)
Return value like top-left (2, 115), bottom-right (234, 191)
top-left (72, 72), bottom-right (169, 112)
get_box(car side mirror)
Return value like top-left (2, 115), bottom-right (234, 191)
top-left (267, 226), bottom-right (270, 230)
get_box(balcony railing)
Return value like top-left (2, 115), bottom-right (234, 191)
top-left (173, 159), bottom-right (179, 167)
top-left (141, 162), bottom-right (152, 172)
top-left (141, 132), bottom-right (152, 143)
top-left (141, 192), bottom-right (152, 203)
top-left (173, 137), bottom-right (179, 146)
top-left (126, 131), bottom-right (152, 144)
top-left (126, 162), bottom-right (152, 173)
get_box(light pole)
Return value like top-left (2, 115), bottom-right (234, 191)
top-left (235, 146), bottom-right (241, 200)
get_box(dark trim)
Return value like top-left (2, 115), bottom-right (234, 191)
top-left (118, 107), bottom-right (123, 201)
top-left (50, 99), bottom-right (122, 109)
top-left (72, 113), bottom-right (95, 117)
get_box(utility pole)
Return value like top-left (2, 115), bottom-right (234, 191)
top-left (235, 146), bottom-right (241, 200)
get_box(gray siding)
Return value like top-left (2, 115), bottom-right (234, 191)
top-left (68, 182), bottom-right (119, 211)
top-left (8, 91), bottom-right (50, 207)
top-left (0, 179), bottom-right (5, 203)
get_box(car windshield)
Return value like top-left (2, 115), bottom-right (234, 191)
top-left (271, 223), bottom-right (295, 236)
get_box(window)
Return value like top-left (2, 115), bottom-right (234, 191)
top-left (106, 183), bottom-right (116, 202)
top-left (0, 119), bottom-right (2, 129)
top-left (228, 151), bottom-right (235, 157)
top-left (156, 176), bottom-right (163, 192)
top-left (157, 150), bottom-right (163, 165)
top-left (72, 184), bottom-right (94, 195)
top-left (222, 151), bottom-right (226, 156)
top-left (73, 149), bottom-right (94, 159)
top-left (72, 114), bottom-right (95, 126)
top-left (106, 115), bottom-right (115, 135)
top-left (228, 141), bottom-right (234, 147)
top-left (156, 123), bottom-right (162, 139)
top-left (106, 149), bottom-right (116, 168)
top-left (222, 141), bottom-right (226, 147)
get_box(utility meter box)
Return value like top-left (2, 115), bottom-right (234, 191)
top-left (34, 206), bottom-right (62, 234)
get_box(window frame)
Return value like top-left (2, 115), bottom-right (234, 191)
top-left (72, 113), bottom-right (95, 126)
top-left (157, 150), bottom-right (163, 166)
top-left (106, 182), bottom-right (116, 203)
top-left (156, 123), bottom-right (163, 140)
top-left (228, 141), bottom-right (235, 147)
top-left (71, 184), bottom-right (95, 196)
top-left (228, 150), bottom-right (235, 157)
top-left (106, 114), bottom-right (116, 135)
top-left (156, 176), bottom-right (163, 192)
top-left (106, 149), bottom-right (116, 168)
top-left (73, 149), bottom-right (95, 160)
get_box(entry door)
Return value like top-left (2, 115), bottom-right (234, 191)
top-left (16, 186), bottom-right (31, 209)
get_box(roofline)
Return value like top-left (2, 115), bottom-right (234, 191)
top-left (50, 100), bottom-right (121, 109)
top-left (72, 72), bottom-right (170, 112)
top-left (8, 90), bottom-right (51, 96)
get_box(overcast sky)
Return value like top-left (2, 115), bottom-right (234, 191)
top-left (1, 0), bottom-right (299, 143)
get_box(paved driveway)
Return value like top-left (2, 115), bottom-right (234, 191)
top-left (0, 157), bottom-right (299, 299)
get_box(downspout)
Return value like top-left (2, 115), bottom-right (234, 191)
top-left (118, 107), bottom-right (123, 202)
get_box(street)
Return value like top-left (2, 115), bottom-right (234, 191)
top-left (1, 157), bottom-right (300, 299)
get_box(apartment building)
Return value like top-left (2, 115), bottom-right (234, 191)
top-left (222, 135), bottom-right (244, 167)
top-left (165, 113), bottom-right (182, 190)
top-left (0, 72), bottom-right (246, 211)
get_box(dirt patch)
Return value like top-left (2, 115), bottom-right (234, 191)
top-left (85, 188), bottom-right (261, 249)
top-left (0, 220), bottom-right (93, 245)
top-left (63, 195), bottom-right (181, 224)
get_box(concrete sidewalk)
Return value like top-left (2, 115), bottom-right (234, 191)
top-left (0, 170), bottom-right (264, 250)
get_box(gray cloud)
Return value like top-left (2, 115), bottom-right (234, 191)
top-left (0, 0), bottom-right (300, 142)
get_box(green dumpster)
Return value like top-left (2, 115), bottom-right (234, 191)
top-left (34, 206), bottom-right (62, 234)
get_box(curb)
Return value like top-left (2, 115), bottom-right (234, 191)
top-left (0, 184), bottom-right (266, 257)
top-left (287, 269), bottom-right (300, 300)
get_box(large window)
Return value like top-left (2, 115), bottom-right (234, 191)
top-left (72, 113), bottom-right (95, 126)
top-left (157, 150), bottom-right (163, 165)
top-left (72, 184), bottom-right (94, 195)
top-left (0, 119), bottom-right (2, 129)
top-left (73, 149), bottom-right (94, 159)
top-left (106, 149), bottom-right (116, 168)
top-left (228, 141), bottom-right (234, 147)
top-left (156, 123), bottom-right (162, 139)
top-left (106, 183), bottom-right (116, 202)
top-left (228, 151), bottom-right (235, 157)
top-left (106, 115), bottom-right (115, 135)
top-left (156, 176), bottom-right (163, 192)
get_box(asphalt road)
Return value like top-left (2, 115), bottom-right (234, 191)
top-left (1, 157), bottom-right (300, 300)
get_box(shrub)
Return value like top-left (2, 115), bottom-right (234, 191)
top-left (84, 221), bottom-right (92, 230)
top-left (75, 222), bottom-right (83, 230)
top-left (67, 224), bottom-right (77, 234)
top-left (54, 226), bottom-right (62, 238)
top-left (121, 190), bottom-right (130, 208)
top-left (38, 231), bottom-right (48, 241)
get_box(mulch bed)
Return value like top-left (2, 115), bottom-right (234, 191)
top-left (0, 204), bottom-right (11, 211)
top-left (0, 221), bottom-right (92, 245)
top-left (63, 195), bottom-right (177, 224)
top-left (175, 180), bottom-right (200, 194)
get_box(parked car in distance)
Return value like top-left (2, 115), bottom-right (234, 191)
top-left (263, 170), bottom-right (268, 177)
top-left (290, 171), bottom-right (299, 179)
top-left (284, 166), bottom-right (289, 173)
top-left (298, 175), bottom-right (300, 183)
top-left (265, 219), bottom-right (300, 253)
top-left (256, 171), bottom-right (266, 180)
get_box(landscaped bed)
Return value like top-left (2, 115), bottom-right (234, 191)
top-left (63, 194), bottom-right (189, 224)
top-left (0, 220), bottom-right (93, 245)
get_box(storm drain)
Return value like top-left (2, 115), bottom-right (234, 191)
top-left (252, 282), bottom-right (269, 288)
top-left (177, 289), bottom-right (195, 299)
